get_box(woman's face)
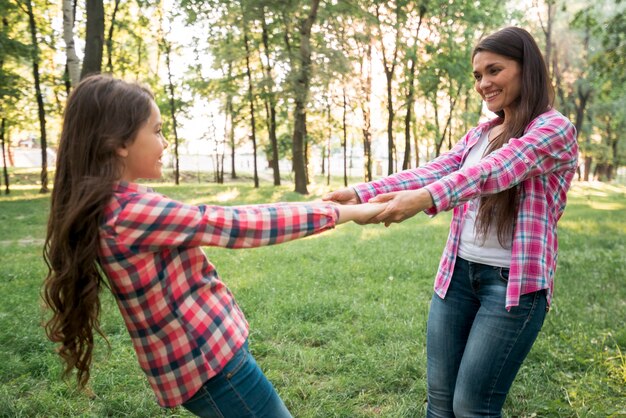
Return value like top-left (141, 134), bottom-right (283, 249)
top-left (472, 51), bottom-right (522, 117)
top-left (116, 101), bottom-right (168, 182)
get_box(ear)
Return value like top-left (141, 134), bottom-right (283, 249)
top-left (116, 145), bottom-right (129, 158)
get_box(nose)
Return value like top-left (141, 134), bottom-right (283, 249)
top-left (479, 77), bottom-right (491, 91)
top-left (162, 137), bottom-right (168, 149)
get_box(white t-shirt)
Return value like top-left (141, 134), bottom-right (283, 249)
top-left (457, 128), bottom-right (512, 268)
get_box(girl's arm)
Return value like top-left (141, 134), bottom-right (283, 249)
top-left (112, 196), bottom-right (383, 252)
top-left (336, 202), bottom-right (387, 225)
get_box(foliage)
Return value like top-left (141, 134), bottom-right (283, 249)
top-left (0, 173), bottom-right (625, 416)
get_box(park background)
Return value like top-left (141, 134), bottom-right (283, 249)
top-left (1, 0), bottom-right (625, 416)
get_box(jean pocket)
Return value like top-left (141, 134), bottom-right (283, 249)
top-left (498, 267), bottom-right (510, 283)
top-left (221, 344), bottom-right (249, 380)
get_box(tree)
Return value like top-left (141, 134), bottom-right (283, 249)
top-left (241, 3), bottom-right (260, 188)
top-left (259, 5), bottom-right (281, 185)
top-left (81, 0), bottom-right (104, 79)
top-left (21, 0), bottom-right (49, 192)
top-left (1, 1), bottom-right (29, 194)
top-left (62, 0), bottom-right (80, 86)
top-left (285, 0), bottom-right (321, 194)
top-left (374, 1), bottom-right (402, 175)
top-left (401, 1), bottom-right (426, 170)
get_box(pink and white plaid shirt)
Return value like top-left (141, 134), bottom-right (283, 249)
top-left (354, 109), bottom-right (578, 310)
top-left (98, 181), bottom-right (338, 407)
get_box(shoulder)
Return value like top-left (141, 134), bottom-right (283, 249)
top-left (114, 190), bottom-right (173, 215)
top-left (526, 108), bottom-right (576, 138)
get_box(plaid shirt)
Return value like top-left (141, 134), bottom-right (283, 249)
top-left (98, 181), bottom-right (338, 407)
top-left (354, 109), bottom-right (578, 309)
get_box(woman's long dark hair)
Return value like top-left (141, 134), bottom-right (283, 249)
top-left (472, 27), bottom-right (554, 246)
top-left (43, 75), bottom-right (154, 389)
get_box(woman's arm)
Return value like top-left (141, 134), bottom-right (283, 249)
top-left (425, 112), bottom-right (577, 214)
top-left (325, 130), bottom-right (474, 205)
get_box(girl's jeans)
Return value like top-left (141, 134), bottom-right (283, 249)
top-left (426, 257), bottom-right (547, 418)
top-left (181, 340), bottom-right (292, 418)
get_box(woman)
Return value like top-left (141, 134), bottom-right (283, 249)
top-left (324, 27), bottom-right (578, 416)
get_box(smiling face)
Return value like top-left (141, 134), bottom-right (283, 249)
top-left (117, 101), bottom-right (167, 182)
top-left (473, 51), bottom-right (522, 118)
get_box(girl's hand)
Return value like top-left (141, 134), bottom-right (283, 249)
top-left (323, 188), bottom-right (360, 205)
top-left (336, 202), bottom-right (388, 225)
top-left (369, 189), bottom-right (434, 227)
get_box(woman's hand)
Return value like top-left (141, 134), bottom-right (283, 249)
top-left (369, 189), bottom-right (434, 226)
top-left (323, 188), bottom-right (360, 205)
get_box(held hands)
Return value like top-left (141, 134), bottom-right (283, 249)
top-left (324, 187), bottom-right (434, 226)
top-left (369, 189), bottom-right (434, 227)
top-left (324, 187), bottom-right (385, 224)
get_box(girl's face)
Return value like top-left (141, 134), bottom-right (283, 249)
top-left (472, 51), bottom-right (522, 118)
top-left (117, 101), bottom-right (167, 182)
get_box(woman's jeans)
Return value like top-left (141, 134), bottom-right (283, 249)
top-left (426, 257), bottom-right (547, 418)
top-left (181, 340), bottom-right (292, 418)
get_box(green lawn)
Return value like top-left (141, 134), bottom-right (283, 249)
top-left (0, 174), bottom-right (624, 417)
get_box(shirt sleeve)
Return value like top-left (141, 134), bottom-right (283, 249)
top-left (424, 113), bottom-right (578, 214)
top-left (352, 133), bottom-right (470, 203)
top-left (113, 194), bottom-right (339, 253)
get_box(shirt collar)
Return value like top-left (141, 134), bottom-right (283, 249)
top-left (114, 180), bottom-right (154, 194)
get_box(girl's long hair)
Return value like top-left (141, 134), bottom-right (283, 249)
top-left (472, 27), bottom-right (554, 246)
top-left (43, 74), bottom-right (153, 388)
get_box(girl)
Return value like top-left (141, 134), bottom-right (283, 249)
top-left (325, 27), bottom-right (578, 416)
top-left (43, 74), bottom-right (385, 417)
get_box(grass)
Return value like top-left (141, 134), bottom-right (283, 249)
top-left (0, 170), bottom-right (624, 417)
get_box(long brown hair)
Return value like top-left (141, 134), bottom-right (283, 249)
top-left (43, 75), bottom-right (154, 388)
top-left (472, 27), bottom-right (554, 246)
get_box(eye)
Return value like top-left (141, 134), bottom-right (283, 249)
top-left (473, 74), bottom-right (482, 81)
top-left (489, 67), bottom-right (501, 75)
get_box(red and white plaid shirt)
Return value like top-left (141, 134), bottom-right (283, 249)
top-left (354, 109), bottom-right (578, 310)
top-left (98, 182), bottom-right (338, 407)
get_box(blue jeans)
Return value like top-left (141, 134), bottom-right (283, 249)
top-left (426, 257), bottom-right (546, 417)
top-left (181, 341), bottom-right (292, 418)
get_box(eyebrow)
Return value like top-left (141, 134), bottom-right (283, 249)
top-left (473, 63), bottom-right (500, 74)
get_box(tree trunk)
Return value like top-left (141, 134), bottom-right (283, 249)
top-left (1, 118), bottom-right (9, 194)
top-left (105, 0), bottom-right (121, 73)
top-left (583, 156), bottom-right (592, 181)
top-left (385, 71), bottom-right (395, 175)
top-left (242, 29), bottom-right (259, 188)
top-left (342, 88), bottom-right (348, 186)
top-left (539, 0), bottom-right (555, 77)
top-left (227, 95), bottom-right (237, 179)
top-left (261, 8), bottom-right (280, 186)
top-left (62, 0), bottom-right (80, 86)
top-left (164, 41), bottom-right (180, 185)
top-left (375, 5), bottom-right (399, 175)
top-left (434, 83), bottom-right (463, 157)
top-left (326, 101), bottom-right (331, 186)
top-left (413, 114), bottom-right (419, 167)
top-left (25, 0), bottom-right (48, 193)
top-left (402, 9), bottom-right (423, 170)
top-left (403, 60), bottom-right (415, 170)
top-left (359, 38), bottom-right (373, 182)
top-left (81, 0), bottom-right (104, 79)
top-left (291, 0), bottom-right (320, 194)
